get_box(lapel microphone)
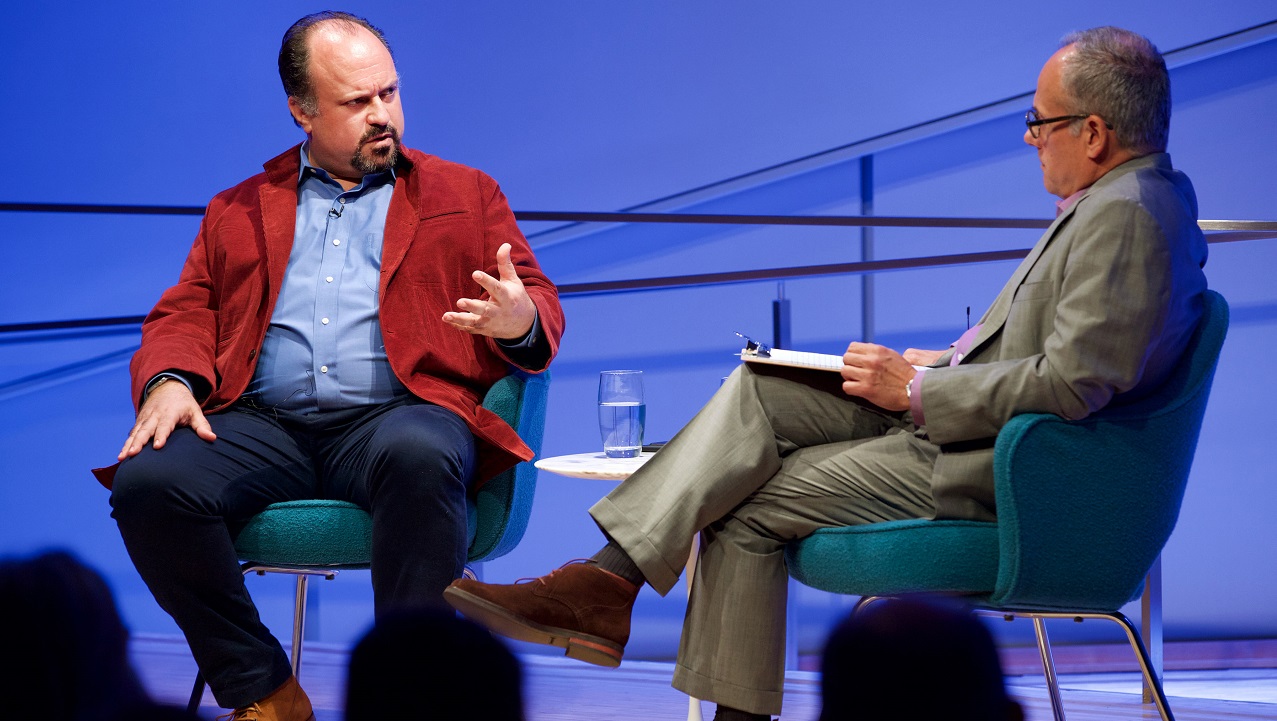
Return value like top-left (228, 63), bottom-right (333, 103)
top-left (329, 204), bottom-right (344, 219)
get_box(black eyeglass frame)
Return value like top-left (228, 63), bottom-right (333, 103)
top-left (1024, 109), bottom-right (1112, 138)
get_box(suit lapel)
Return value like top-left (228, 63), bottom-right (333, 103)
top-left (380, 179), bottom-right (420, 292)
top-left (259, 182), bottom-right (297, 301)
top-left (256, 146), bottom-right (424, 297)
top-left (257, 147), bottom-right (304, 304)
top-left (962, 200), bottom-right (1082, 359)
top-left (957, 156), bottom-right (1170, 363)
top-left (378, 153), bottom-right (423, 292)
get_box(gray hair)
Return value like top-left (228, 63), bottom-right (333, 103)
top-left (1058, 27), bottom-right (1170, 154)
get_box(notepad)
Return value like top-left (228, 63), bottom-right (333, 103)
top-left (739, 347), bottom-right (844, 372)
top-left (735, 333), bottom-right (929, 373)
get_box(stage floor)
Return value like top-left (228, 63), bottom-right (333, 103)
top-left (131, 634), bottom-right (1277, 720)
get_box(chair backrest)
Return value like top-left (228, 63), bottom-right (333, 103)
top-left (987, 290), bottom-right (1228, 611)
top-left (468, 370), bottom-right (551, 561)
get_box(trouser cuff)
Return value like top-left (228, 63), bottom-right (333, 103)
top-left (589, 496), bottom-right (682, 595)
top-left (673, 662), bottom-right (783, 716)
top-left (210, 654), bottom-right (292, 710)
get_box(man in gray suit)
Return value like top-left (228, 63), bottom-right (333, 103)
top-left (446, 26), bottom-right (1208, 721)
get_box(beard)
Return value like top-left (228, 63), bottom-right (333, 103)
top-left (351, 123), bottom-right (402, 174)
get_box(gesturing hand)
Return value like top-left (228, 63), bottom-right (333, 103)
top-left (442, 243), bottom-right (536, 340)
top-left (841, 342), bottom-right (917, 412)
top-left (118, 380), bottom-right (216, 461)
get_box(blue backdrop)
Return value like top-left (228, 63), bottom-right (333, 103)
top-left (1, 1), bottom-right (1274, 657)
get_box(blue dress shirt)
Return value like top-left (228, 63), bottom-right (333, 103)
top-left (145, 144), bottom-right (543, 409)
top-left (245, 144), bottom-right (404, 412)
top-left (183, 143), bottom-right (542, 414)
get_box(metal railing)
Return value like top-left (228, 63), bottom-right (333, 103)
top-left (1, 204), bottom-right (1274, 335)
top-left (5, 18), bottom-right (1275, 332)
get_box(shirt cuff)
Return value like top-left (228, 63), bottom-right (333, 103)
top-left (495, 308), bottom-right (541, 349)
top-left (909, 368), bottom-right (926, 426)
top-left (143, 372), bottom-right (194, 404)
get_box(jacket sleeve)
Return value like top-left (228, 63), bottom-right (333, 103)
top-left (128, 199), bottom-right (223, 410)
top-left (476, 172), bottom-right (564, 373)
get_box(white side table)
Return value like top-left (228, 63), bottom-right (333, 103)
top-left (534, 451), bottom-right (656, 481)
top-left (534, 451), bottom-right (704, 721)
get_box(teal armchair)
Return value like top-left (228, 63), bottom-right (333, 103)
top-left (786, 291), bottom-right (1228, 721)
top-left (187, 370), bottom-right (550, 712)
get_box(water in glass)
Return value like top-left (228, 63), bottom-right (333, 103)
top-left (598, 370), bottom-right (644, 458)
top-left (599, 401), bottom-right (646, 458)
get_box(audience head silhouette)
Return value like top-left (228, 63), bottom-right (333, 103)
top-left (820, 596), bottom-right (1024, 721)
top-left (345, 607), bottom-right (524, 720)
top-left (0, 549), bottom-right (191, 720)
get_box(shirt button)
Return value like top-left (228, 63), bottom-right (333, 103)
top-left (320, 366), bottom-right (329, 373)
top-left (333, 239), bottom-right (341, 246)
top-left (321, 317), bottom-right (330, 325)
top-left (326, 276), bottom-right (334, 283)
top-left (956, 353), bottom-right (965, 362)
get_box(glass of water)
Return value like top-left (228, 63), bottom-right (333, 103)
top-left (598, 370), bottom-right (645, 458)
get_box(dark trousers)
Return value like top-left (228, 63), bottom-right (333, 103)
top-left (110, 395), bottom-right (475, 709)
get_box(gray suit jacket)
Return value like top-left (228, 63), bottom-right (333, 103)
top-left (919, 153), bottom-right (1208, 521)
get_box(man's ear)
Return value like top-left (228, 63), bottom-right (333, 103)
top-left (287, 96), bottom-right (313, 133)
top-left (1084, 115), bottom-right (1111, 161)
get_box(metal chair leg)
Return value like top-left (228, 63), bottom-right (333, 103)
top-left (862, 600), bottom-right (1170, 721)
top-left (1033, 617), bottom-right (1067, 721)
top-left (1110, 611), bottom-right (1175, 721)
top-left (186, 565), bottom-right (336, 712)
top-left (1141, 557), bottom-right (1164, 704)
top-left (186, 673), bottom-right (207, 714)
top-left (291, 575), bottom-right (309, 678)
top-left (852, 594), bottom-right (886, 616)
top-left (980, 608), bottom-right (1176, 721)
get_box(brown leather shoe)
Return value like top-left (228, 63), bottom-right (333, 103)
top-left (444, 559), bottom-right (639, 667)
top-left (216, 676), bottom-right (315, 721)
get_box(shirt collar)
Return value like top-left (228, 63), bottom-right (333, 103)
top-left (297, 141), bottom-right (396, 189)
top-left (1055, 187), bottom-right (1087, 217)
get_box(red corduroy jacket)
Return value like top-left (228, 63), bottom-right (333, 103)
top-left (93, 144), bottom-right (563, 490)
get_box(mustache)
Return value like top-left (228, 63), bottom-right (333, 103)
top-left (360, 124), bottom-right (400, 145)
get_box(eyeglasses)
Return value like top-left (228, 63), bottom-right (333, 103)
top-left (1024, 108), bottom-right (1111, 138)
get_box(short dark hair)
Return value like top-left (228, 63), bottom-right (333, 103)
top-left (278, 11), bottom-right (394, 123)
top-left (345, 608), bottom-right (524, 720)
top-left (0, 550), bottom-right (153, 720)
top-left (1059, 26), bottom-right (1171, 155)
top-left (820, 597), bottom-right (1023, 721)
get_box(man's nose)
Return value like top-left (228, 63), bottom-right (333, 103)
top-left (367, 97), bottom-right (391, 126)
top-left (1024, 127), bottom-right (1038, 147)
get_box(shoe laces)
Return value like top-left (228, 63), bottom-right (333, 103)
top-left (216, 704), bottom-right (262, 721)
top-left (514, 558), bottom-right (594, 584)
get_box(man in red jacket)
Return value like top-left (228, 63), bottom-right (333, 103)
top-left (101, 12), bottom-right (563, 721)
